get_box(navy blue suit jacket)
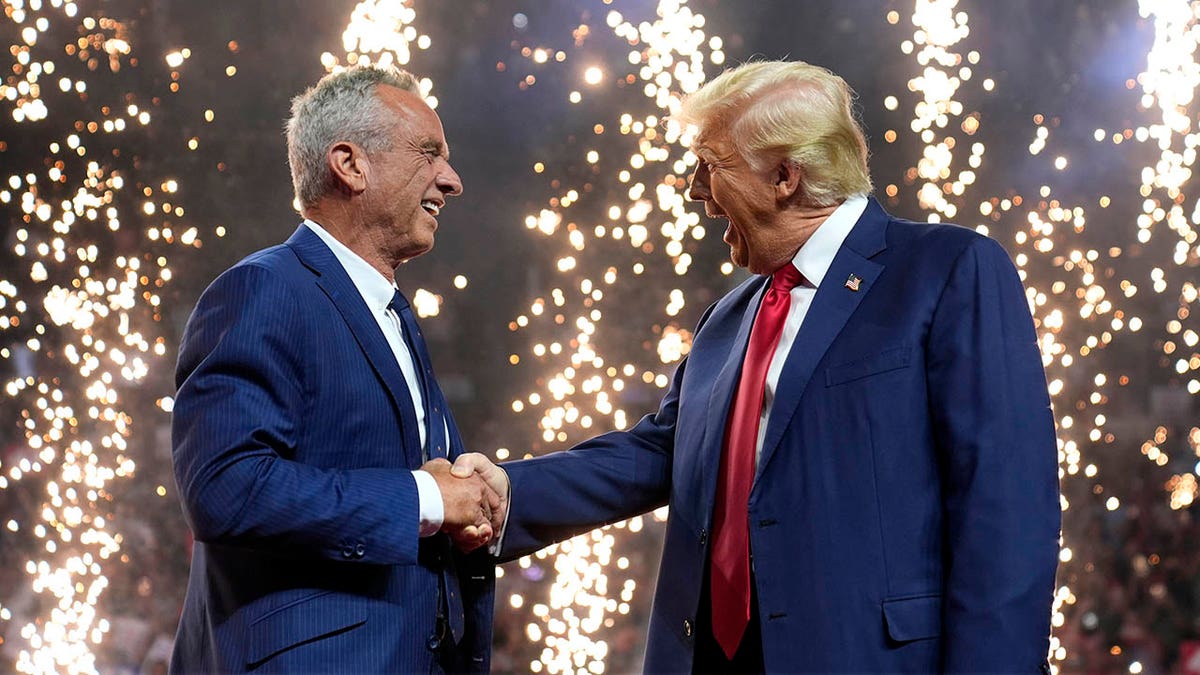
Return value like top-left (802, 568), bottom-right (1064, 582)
top-left (502, 199), bottom-right (1060, 673)
top-left (170, 225), bottom-right (493, 673)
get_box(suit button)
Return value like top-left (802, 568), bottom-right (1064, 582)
top-left (683, 618), bottom-right (694, 638)
top-left (341, 545), bottom-right (354, 559)
top-left (355, 544), bottom-right (365, 558)
top-left (426, 634), bottom-right (442, 651)
top-left (698, 529), bottom-right (707, 546)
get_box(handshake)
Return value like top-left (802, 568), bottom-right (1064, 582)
top-left (420, 453), bottom-right (509, 553)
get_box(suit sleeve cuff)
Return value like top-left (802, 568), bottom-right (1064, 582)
top-left (413, 469), bottom-right (444, 537)
top-left (488, 478), bottom-right (512, 556)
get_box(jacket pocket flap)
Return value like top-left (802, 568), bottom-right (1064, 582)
top-left (882, 594), bottom-right (942, 643)
top-left (826, 345), bottom-right (911, 387)
top-left (243, 590), bottom-right (367, 667)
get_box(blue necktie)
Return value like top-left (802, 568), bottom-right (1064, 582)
top-left (389, 289), bottom-right (463, 643)
top-left (389, 289), bottom-right (449, 461)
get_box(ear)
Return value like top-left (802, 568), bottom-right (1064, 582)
top-left (773, 159), bottom-right (803, 202)
top-left (327, 141), bottom-right (369, 196)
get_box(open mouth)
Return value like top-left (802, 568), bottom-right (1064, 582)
top-left (705, 203), bottom-right (728, 220)
top-left (420, 200), bottom-right (442, 216)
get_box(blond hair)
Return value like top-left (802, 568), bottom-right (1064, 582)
top-left (676, 60), bottom-right (871, 206)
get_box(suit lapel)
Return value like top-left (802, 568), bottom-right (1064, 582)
top-left (755, 199), bottom-right (889, 482)
top-left (286, 225), bottom-right (424, 467)
top-left (697, 279), bottom-right (768, 508)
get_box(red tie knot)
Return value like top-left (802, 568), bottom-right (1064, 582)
top-left (771, 263), bottom-right (803, 292)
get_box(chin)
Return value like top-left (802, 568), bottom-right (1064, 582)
top-left (398, 241), bottom-right (435, 263)
top-left (742, 254), bottom-right (775, 275)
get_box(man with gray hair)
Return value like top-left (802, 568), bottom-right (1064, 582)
top-left (460, 59), bottom-right (1060, 673)
top-left (170, 65), bottom-right (501, 673)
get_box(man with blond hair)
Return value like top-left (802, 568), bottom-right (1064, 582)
top-left (170, 65), bottom-right (501, 673)
top-left (460, 60), bottom-right (1060, 672)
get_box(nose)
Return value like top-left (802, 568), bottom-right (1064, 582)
top-left (687, 162), bottom-right (710, 202)
top-left (437, 160), bottom-right (463, 197)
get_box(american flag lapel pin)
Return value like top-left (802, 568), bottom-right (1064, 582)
top-left (845, 274), bottom-right (862, 292)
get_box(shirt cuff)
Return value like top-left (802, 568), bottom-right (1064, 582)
top-left (412, 469), bottom-right (444, 537)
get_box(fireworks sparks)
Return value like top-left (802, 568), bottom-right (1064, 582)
top-left (322, 0), bottom-right (437, 106)
top-left (496, 1), bottom-right (727, 669)
top-left (2, 1), bottom-right (1196, 671)
top-left (893, 1), bottom-right (1200, 671)
top-left (0, 0), bottom-right (211, 671)
top-left (506, 0), bottom-right (717, 450)
top-left (893, 3), bottom-right (1081, 669)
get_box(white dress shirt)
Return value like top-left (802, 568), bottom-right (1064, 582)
top-left (756, 194), bottom-right (868, 464)
top-left (304, 219), bottom-right (445, 536)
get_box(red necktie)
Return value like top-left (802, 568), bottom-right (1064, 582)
top-left (710, 263), bottom-right (803, 659)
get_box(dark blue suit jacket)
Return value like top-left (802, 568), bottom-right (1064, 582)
top-left (170, 225), bottom-right (493, 673)
top-left (502, 199), bottom-right (1060, 673)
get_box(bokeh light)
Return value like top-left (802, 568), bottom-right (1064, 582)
top-left (2, 1), bottom-right (1198, 673)
top-left (1, 1), bottom-right (205, 672)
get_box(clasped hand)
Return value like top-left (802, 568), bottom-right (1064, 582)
top-left (420, 453), bottom-right (509, 553)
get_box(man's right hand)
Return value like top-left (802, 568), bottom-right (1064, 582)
top-left (420, 458), bottom-right (500, 552)
top-left (450, 453), bottom-right (509, 540)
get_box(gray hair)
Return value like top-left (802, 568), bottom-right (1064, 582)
top-left (286, 65), bottom-right (420, 208)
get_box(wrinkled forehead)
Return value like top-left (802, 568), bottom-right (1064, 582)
top-left (690, 120), bottom-right (733, 154)
top-left (378, 85), bottom-right (442, 128)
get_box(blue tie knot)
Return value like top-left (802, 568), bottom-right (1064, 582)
top-left (389, 288), bottom-right (411, 314)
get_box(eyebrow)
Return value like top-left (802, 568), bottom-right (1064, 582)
top-left (420, 138), bottom-right (448, 159)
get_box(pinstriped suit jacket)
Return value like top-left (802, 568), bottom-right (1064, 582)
top-left (170, 225), bottom-right (493, 673)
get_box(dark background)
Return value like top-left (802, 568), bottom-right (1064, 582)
top-left (1, 1), bottom-right (1197, 672)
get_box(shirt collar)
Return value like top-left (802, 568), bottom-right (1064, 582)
top-left (789, 194), bottom-right (868, 288)
top-left (303, 219), bottom-right (396, 311)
